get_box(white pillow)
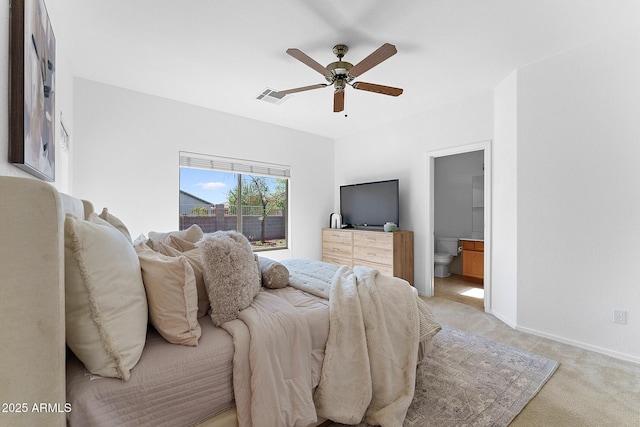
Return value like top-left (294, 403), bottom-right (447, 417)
top-left (98, 207), bottom-right (132, 244)
top-left (135, 241), bottom-right (201, 346)
top-left (199, 231), bottom-right (261, 326)
top-left (64, 213), bottom-right (148, 381)
top-left (148, 224), bottom-right (203, 252)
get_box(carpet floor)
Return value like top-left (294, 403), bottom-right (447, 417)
top-left (427, 296), bottom-right (640, 426)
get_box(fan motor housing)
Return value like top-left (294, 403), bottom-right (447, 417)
top-left (333, 78), bottom-right (347, 92)
top-left (327, 45), bottom-right (354, 88)
top-left (326, 61), bottom-right (353, 75)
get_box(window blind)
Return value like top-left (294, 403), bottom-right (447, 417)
top-left (179, 151), bottom-right (290, 178)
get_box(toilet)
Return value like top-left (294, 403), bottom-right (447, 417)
top-left (434, 237), bottom-right (460, 278)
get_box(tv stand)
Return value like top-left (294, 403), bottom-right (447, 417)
top-left (322, 228), bottom-right (414, 285)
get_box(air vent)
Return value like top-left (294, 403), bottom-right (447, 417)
top-left (256, 88), bottom-right (288, 105)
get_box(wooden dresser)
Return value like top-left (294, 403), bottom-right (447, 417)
top-left (461, 239), bottom-right (484, 283)
top-left (322, 228), bottom-right (414, 285)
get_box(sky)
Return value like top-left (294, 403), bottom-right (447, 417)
top-left (179, 168), bottom-right (236, 204)
top-left (180, 168), bottom-right (285, 204)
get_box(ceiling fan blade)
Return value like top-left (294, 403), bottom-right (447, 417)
top-left (276, 83), bottom-right (328, 96)
top-left (348, 43), bottom-right (397, 77)
top-left (352, 82), bottom-right (403, 96)
top-left (286, 48), bottom-right (333, 78)
top-left (334, 91), bottom-right (345, 112)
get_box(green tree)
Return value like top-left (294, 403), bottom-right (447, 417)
top-left (227, 175), bottom-right (287, 244)
top-left (189, 206), bottom-right (209, 216)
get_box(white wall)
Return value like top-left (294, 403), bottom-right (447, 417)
top-left (491, 71), bottom-right (519, 327)
top-left (72, 79), bottom-right (334, 261)
top-left (434, 150), bottom-right (484, 274)
top-left (334, 92), bottom-right (494, 294)
top-left (515, 27), bottom-right (640, 361)
top-left (0, 0), bottom-right (72, 191)
top-left (336, 24), bottom-right (640, 362)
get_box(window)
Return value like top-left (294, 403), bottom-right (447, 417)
top-left (179, 152), bottom-right (289, 251)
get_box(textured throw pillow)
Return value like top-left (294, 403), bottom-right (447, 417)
top-left (148, 225), bottom-right (203, 252)
top-left (135, 241), bottom-right (201, 346)
top-left (258, 256), bottom-right (290, 289)
top-left (98, 207), bottom-right (133, 244)
top-left (199, 231), bottom-right (261, 326)
top-left (156, 242), bottom-right (210, 318)
top-left (64, 213), bottom-right (147, 381)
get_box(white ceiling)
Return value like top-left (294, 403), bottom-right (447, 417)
top-left (57, 0), bottom-right (640, 139)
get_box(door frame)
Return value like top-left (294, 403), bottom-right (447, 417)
top-left (426, 140), bottom-right (492, 312)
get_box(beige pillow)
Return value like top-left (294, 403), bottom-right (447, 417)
top-left (258, 256), bottom-right (289, 289)
top-left (98, 207), bottom-right (133, 244)
top-left (148, 224), bottom-right (203, 252)
top-left (199, 231), bottom-right (261, 326)
top-left (169, 235), bottom-right (198, 252)
top-left (64, 213), bottom-right (147, 381)
top-left (156, 242), bottom-right (210, 318)
top-left (135, 242), bottom-right (201, 346)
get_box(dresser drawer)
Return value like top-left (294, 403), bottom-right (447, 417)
top-left (322, 241), bottom-right (352, 259)
top-left (353, 259), bottom-right (394, 277)
top-left (322, 254), bottom-right (353, 268)
top-left (353, 231), bottom-right (393, 250)
top-left (322, 229), bottom-right (353, 245)
top-left (353, 245), bottom-right (393, 266)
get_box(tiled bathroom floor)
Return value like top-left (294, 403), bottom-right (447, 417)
top-left (434, 274), bottom-right (484, 310)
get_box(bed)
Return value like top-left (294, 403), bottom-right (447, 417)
top-left (0, 176), bottom-right (440, 427)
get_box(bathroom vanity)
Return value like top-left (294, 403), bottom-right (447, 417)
top-left (461, 239), bottom-right (484, 283)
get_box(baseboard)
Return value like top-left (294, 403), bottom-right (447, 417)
top-left (515, 325), bottom-right (640, 365)
top-left (489, 309), bottom-right (517, 329)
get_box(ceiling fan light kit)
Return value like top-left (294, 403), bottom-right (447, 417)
top-left (277, 43), bottom-right (403, 113)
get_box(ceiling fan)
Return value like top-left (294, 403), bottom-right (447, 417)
top-left (276, 43), bottom-right (403, 113)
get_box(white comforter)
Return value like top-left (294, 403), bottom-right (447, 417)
top-left (225, 259), bottom-right (440, 427)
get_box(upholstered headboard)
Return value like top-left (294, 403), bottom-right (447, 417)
top-left (0, 177), bottom-right (92, 427)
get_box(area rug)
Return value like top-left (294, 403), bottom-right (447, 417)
top-left (330, 325), bottom-right (559, 427)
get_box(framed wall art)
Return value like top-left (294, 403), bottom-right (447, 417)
top-left (9, 0), bottom-right (56, 182)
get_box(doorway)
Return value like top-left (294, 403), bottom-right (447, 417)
top-left (426, 141), bottom-right (492, 312)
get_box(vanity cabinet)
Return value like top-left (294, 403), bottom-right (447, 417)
top-left (322, 228), bottom-right (414, 285)
top-left (461, 239), bottom-right (484, 283)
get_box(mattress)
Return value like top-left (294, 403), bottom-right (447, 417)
top-left (66, 316), bottom-right (235, 427)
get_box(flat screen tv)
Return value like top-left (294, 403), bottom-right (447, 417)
top-left (340, 179), bottom-right (399, 228)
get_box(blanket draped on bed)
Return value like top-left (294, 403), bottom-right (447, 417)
top-left (224, 259), bottom-right (440, 427)
top-left (285, 259), bottom-right (440, 427)
top-left (314, 265), bottom-right (422, 426)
